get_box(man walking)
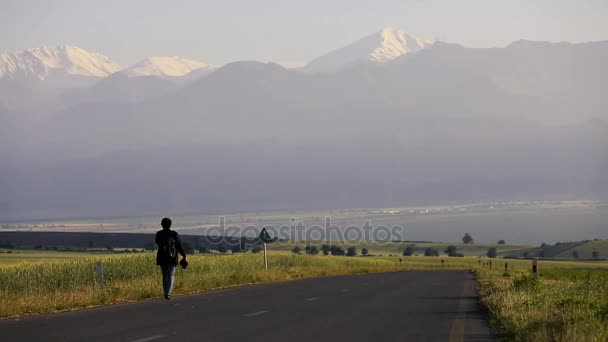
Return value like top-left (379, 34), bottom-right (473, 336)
top-left (156, 217), bottom-right (187, 300)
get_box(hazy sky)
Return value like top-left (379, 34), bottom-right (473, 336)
top-left (2, 0), bottom-right (607, 67)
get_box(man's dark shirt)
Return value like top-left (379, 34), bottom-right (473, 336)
top-left (155, 229), bottom-right (186, 266)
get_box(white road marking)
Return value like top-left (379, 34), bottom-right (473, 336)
top-left (131, 335), bottom-right (164, 342)
top-left (244, 310), bottom-right (269, 317)
top-left (340, 289), bottom-right (350, 292)
top-left (305, 297), bottom-right (320, 301)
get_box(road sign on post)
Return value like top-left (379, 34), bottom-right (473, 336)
top-left (259, 227), bottom-right (275, 271)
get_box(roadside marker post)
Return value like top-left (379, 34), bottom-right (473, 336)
top-left (532, 259), bottom-right (538, 275)
top-left (441, 259), bottom-right (445, 269)
top-left (263, 243), bottom-right (268, 270)
top-left (96, 261), bottom-right (104, 288)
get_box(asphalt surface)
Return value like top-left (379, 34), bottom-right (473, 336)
top-left (0, 271), bottom-right (495, 342)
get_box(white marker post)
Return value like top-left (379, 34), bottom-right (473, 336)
top-left (263, 242), bottom-right (268, 270)
top-left (96, 261), bottom-right (104, 288)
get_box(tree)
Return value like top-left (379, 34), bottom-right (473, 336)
top-left (321, 244), bottom-right (331, 256)
top-left (572, 250), bottom-right (579, 259)
top-left (361, 248), bottom-right (369, 256)
top-left (445, 245), bottom-right (458, 257)
top-left (330, 245), bottom-right (345, 256)
top-left (346, 247), bottom-right (357, 257)
top-left (309, 246), bottom-right (319, 255)
top-left (403, 246), bottom-right (414, 256)
top-left (292, 246), bottom-right (301, 254)
top-left (182, 242), bottom-right (195, 254)
top-left (487, 247), bottom-right (497, 258)
top-left (424, 247), bottom-right (439, 256)
top-left (217, 243), bottom-right (228, 254)
top-left (497, 240), bottom-right (505, 245)
top-left (592, 251), bottom-right (600, 259)
top-left (462, 233), bottom-right (474, 244)
top-left (143, 242), bottom-right (155, 251)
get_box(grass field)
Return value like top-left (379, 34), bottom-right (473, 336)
top-left (0, 250), bottom-right (107, 265)
top-left (1, 250), bottom-right (607, 341)
top-left (475, 260), bottom-right (608, 341)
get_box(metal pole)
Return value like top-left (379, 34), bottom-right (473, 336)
top-left (263, 243), bottom-right (268, 270)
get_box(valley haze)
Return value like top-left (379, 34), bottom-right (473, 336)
top-left (1, 28), bottom-right (607, 233)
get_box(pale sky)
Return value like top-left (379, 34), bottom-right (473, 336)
top-left (1, 0), bottom-right (607, 67)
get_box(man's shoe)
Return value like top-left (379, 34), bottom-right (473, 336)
top-left (164, 294), bottom-right (172, 300)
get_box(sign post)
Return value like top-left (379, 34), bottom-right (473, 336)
top-left (259, 227), bottom-right (274, 271)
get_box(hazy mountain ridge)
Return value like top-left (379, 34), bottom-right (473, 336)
top-left (2, 120), bottom-right (607, 220)
top-left (1, 33), bottom-right (607, 219)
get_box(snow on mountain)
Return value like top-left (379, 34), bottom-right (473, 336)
top-left (121, 56), bottom-right (210, 78)
top-left (304, 27), bottom-right (434, 73)
top-left (0, 45), bottom-right (121, 81)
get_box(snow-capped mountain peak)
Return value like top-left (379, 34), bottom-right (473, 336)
top-left (0, 45), bottom-right (121, 81)
top-left (122, 56), bottom-right (210, 77)
top-left (304, 27), bottom-right (434, 73)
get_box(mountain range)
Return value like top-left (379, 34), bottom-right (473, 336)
top-left (1, 28), bottom-right (607, 220)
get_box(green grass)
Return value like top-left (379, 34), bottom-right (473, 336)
top-left (475, 260), bottom-right (608, 341)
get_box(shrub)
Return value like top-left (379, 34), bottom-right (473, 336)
top-left (512, 274), bottom-right (541, 292)
top-left (445, 245), bottom-right (458, 256)
top-left (292, 246), bottom-right (301, 254)
top-left (346, 247), bottom-right (357, 257)
top-left (217, 244), bottom-right (228, 254)
top-left (321, 245), bottom-right (331, 256)
top-left (361, 248), bottom-right (369, 256)
top-left (330, 245), bottom-right (345, 256)
top-left (403, 246), bottom-right (414, 256)
top-left (251, 246), bottom-right (263, 254)
top-left (424, 247), bottom-right (439, 256)
top-left (497, 240), bottom-right (505, 244)
top-left (487, 247), bottom-right (498, 258)
top-left (307, 246), bottom-right (319, 255)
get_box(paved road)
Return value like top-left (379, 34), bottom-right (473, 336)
top-left (0, 271), bottom-right (494, 342)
